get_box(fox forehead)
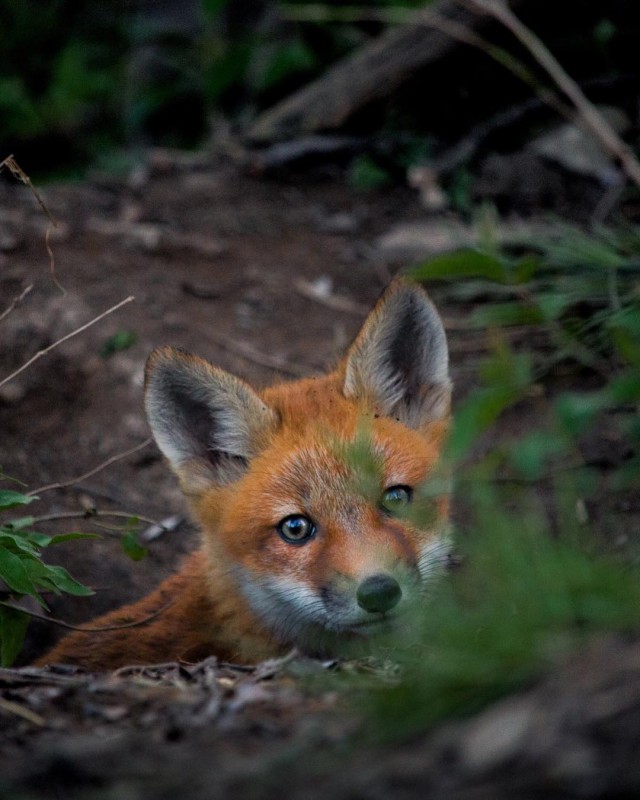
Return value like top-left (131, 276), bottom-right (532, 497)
top-left (214, 402), bottom-right (443, 526)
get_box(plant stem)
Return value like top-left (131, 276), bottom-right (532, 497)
top-left (29, 438), bottom-right (153, 496)
top-left (463, 0), bottom-right (640, 189)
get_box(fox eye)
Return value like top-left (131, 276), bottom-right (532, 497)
top-left (277, 514), bottom-right (316, 545)
top-left (381, 485), bottom-right (413, 514)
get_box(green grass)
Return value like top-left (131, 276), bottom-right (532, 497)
top-left (361, 220), bottom-right (640, 739)
top-left (366, 481), bottom-right (640, 739)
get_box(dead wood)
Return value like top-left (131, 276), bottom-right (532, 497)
top-left (247, 0), bottom-right (526, 144)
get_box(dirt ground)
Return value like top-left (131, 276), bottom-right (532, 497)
top-left (1, 152), bottom-right (482, 655)
top-left (1, 154), bottom-right (639, 798)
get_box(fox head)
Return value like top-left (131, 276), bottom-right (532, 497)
top-left (144, 280), bottom-right (452, 656)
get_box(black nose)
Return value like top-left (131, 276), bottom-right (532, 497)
top-left (357, 574), bottom-right (402, 613)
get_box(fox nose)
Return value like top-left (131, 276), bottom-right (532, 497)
top-left (357, 574), bottom-right (402, 613)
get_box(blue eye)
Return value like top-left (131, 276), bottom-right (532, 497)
top-left (381, 485), bottom-right (413, 514)
top-left (277, 515), bottom-right (316, 545)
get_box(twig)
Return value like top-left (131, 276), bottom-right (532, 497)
top-left (0, 295), bottom-right (135, 389)
top-left (208, 333), bottom-right (311, 377)
top-left (0, 599), bottom-right (173, 633)
top-left (280, 3), bottom-right (410, 24)
top-left (28, 509), bottom-right (165, 529)
top-left (0, 283), bottom-right (33, 323)
top-left (44, 223), bottom-right (63, 294)
top-left (0, 696), bottom-right (46, 726)
top-left (462, 0), bottom-right (640, 189)
top-left (0, 154), bottom-right (64, 293)
top-left (0, 155), bottom-right (54, 225)
top-left (416, 7), bottom-right (572, 122)
top-left (29, 437), bottom-right (154, 496)
top-left (250, 648), bottom-right (300, 681)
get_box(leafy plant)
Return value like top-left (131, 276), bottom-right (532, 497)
top-left (357, 221), bottom-right (640, 738)
top-left (412, 220), bottom-right (640, 479)
top-left (367, 482), bottom-right (640, 739)
top-left (0, 488), bottom-right (97, 666)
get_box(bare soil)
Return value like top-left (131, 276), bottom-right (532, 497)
top-left (1, 154), bottom-right (639, 798)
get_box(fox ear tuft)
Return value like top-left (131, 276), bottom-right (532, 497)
top-left (144, 347), bottom-right (277, 494)
top-left (343, 280), bottom-right (451, 428)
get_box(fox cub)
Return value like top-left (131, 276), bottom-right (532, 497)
top-left (39, 280), bottom-right (452, 669)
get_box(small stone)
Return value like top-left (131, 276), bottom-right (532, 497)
top-left (376, 220), bottom-right (473, 263)
top-left (459, 696), bottom-right (534, 773)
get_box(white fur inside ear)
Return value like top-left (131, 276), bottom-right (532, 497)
top-left (343, 282), bottom-right (451, 427)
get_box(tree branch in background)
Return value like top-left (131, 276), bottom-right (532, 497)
top-left (248, 0), bottom-right (527, 143)
top-left (462, 0), bottom-right (640, 189)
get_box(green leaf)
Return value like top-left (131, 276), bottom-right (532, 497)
top-left (254, 40), bottom-right (317, 93)
top-left (472, 302), bottom-right (544, 327)
top-left (0, 548), bottom-right (37, 595)
top-left (1, 516), bottom-right (36, 532)
top-left (479, 342), bottom-right (532, 389)
top-left (508, 432), bottom-right (567, 481)
top-left (411, 249), bottom-right (509, 283)
top-left (536, 292), bottom-right (579, 322)
top-left (16, 530), bottom-right (101, 547)
top-left (46, 532), bottom-right (101, 546)
top-left (447, 386), bottom-right (520, 462)
top-left (25, 562), bottom-right (94, 597)
top-left (121, 531), bottom-right (148, 562)
top-left (0, 606), bottom-right (30, 667)
top-left (0, 490), bottom-right (37, 511)
top-left (203, 41), bottom-right (252, 104)
top-left (0, 532), bottom-right (41, 557)
top-left (348, 155), bottom-right (391, 190)
top-left (100, 330), bottom-right (137, 358)
top-left (512, 255), bottom-right (539, 284)
top-left (554, 392), bottom-right (609, 437)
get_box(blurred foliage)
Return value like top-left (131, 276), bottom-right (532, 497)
top-left (3, 0), bottom-right (637, 179)
top-left (100, 330), bottom-right (138, 358)
top-left (348, 153), bottom-right (393, 189)
top-left (368, 482), bottom-right (640, 739)
top-left (356, 220), bottom-right (640, 738)
top-left (0, 0), bottom-right (128, 173)
top-left (413, 215), bottom-right (640, 501)
top-left (1, 0), bottom-right (367, 172)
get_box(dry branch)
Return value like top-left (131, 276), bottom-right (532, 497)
top-left (0, 154), bottom-right (63, 291)
top-left (29, 437), bottom-right (153, 496)
top-left (0, 284), bottom-right (33, 324)
top-left (0, 295), bottom-right (135, 389)
top-left (0, 599), bottom-right (173, 634)
top-left (208, 332), bottom-right (312, 377)
top-left (463, 0), bottom-right (640, 189)
top-left (248, 0), bottom-right (525, 143)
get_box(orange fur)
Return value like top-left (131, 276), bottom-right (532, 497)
top-left (38, 281), bottom-right (453, 670)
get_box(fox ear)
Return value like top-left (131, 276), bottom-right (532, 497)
top-left (342, 280), bottom-right (451, 428)
top-left (144, 347), bottom-right (277, 494)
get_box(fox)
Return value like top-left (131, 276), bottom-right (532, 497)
top-left (38, 279), bottom-right (453, 670)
